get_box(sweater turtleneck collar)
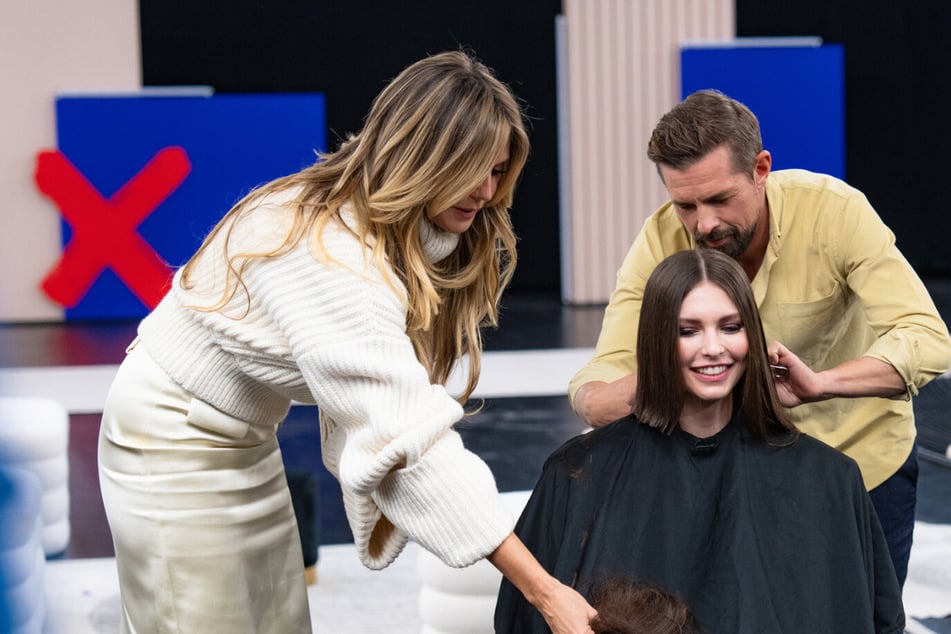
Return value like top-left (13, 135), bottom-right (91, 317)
top-left (420, 218), bottom-right (460, 263)
top-left (338, 202), bottom-right (460, 263)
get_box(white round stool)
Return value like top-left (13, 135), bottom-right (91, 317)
top-left (417, 490), bottom-right (532, 634)
top-left (0, 467), bottom-right (47, 634)
top-left (0, 398), bottom-right (71, 556)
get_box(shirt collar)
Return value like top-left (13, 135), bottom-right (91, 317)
top-left (749, 175), bottom-right (785, 304)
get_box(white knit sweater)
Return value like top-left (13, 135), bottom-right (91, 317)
top-left (138, 188), bottom-right (514, 569)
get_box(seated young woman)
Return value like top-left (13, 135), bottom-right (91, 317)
top-left (495, 248), bottom-right (905, 633)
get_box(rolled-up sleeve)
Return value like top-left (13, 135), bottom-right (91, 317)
top-left (834, 191), bottom-right (951, 396)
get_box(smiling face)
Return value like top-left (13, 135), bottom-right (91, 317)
top-left (430, 145), bottom-right (511, 234)
top-left (677, 280), bottom-right (749, 427)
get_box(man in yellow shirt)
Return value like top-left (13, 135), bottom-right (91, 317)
top-left (568, 89), bottom-right (951, 587)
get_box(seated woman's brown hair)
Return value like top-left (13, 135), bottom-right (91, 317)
top-left (590, 579), bottom-right (703, 634)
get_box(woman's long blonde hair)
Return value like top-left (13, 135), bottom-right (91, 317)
top-left (180, 50), bottom-right (530, 403)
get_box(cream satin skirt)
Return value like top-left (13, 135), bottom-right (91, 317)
top-left (98, 342), bottom-right (311, 633)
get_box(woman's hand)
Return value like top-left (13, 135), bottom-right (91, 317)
top-left (533, 577), bottom-right (598, 634)
top-left (489, 533), bottom-right (597, 633)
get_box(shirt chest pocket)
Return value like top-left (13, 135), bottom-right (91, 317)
top-left (774, 281), bottom-right (849, 368)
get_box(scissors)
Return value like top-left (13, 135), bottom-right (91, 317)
top-left (770, 363), bottom-right (789, 379)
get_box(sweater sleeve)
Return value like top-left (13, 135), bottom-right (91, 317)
top-left (248, 227), bottom-right (513, 570)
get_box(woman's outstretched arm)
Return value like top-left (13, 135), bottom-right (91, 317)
top-left (488, 532), bottom-right (597, 634)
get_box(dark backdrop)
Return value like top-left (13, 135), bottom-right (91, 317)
top-left (140, 1), bottom-right (951, 293)
top-left (139, 0), bottom-right (563, 292)
top-left (737, 0), bottom-right (951, 274)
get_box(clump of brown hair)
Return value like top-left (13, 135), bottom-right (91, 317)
top-left (590, 579), bottom-right (704, 634)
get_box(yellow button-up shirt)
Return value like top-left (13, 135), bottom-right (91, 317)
top-left (569, 169), bottom-right (951, 489)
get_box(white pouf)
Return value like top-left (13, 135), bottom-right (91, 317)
top-left (0, 398), bottom-right (71, 556)
top-left (417, 490), bottom-right (532, 634)
top-left (0, 467), bottom-right (47, 634)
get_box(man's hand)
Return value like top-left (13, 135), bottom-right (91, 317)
top-left (768, 342), bottom-right (906, 407)
top-left (768, 343), bottom-right (820, 407)
top-left (573, 375), bottom-right (637, 427)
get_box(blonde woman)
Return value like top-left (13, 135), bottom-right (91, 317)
top-left (98, 50), bottom-right (596, 633)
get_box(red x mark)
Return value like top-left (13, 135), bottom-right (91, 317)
top-left (34, 147), bottom-right (191, 310)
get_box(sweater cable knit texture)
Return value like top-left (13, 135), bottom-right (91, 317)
top-left (138, 188), bottom-right (513, 569)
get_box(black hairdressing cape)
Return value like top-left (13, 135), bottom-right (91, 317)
top-left (494, 415), bottom-right (905, 633)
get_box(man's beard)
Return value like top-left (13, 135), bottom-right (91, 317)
top-left (696, 222), bottom-right (756, 260)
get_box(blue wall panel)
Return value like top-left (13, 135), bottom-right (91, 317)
top-left (53, 93), bottom-right (326, 320)
top-left (681, 42), bottom-right (844, 178)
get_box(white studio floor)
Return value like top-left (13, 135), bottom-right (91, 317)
top-left (43, 543), bottom-right (425, 634)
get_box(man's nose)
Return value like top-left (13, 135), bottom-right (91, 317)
top-left (696, 206), bottom-right (720, 235)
